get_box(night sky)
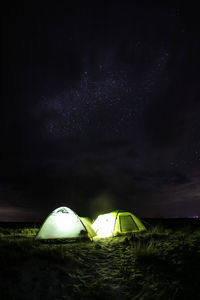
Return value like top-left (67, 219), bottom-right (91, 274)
top-left (2, 1), bottom-right (200, 221)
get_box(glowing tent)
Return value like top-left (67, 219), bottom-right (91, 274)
top-left (36, 207), bottom-right (96, 240)
top-left (92, 210), bottom-right (146, 238)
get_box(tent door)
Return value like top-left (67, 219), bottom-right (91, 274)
top-left (119, 214), bottom-right (139, 232)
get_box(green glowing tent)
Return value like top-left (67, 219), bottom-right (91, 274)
top-left (36, 207), bottom-right (96, 240)
top-left (92, 210), bottom-right (146, 238)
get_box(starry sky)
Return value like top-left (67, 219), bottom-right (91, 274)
top-left (2, 1), bottom-right (200, 221)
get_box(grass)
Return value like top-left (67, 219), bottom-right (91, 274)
top-left (133, 240), bottom-right (161, 263)
top-left (149, 224), bottom-right (165, 234)
top-left (0, 227), bottom-right (39, 237)
top-left (0, 238), bottom-right (81, 268)
top-left (0, 223), bottom-right (200, 299)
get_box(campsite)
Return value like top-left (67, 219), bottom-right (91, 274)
top-left (0, 218), bottom-right (200, 300)
top-left (2, 2), bottom-right (200, 299)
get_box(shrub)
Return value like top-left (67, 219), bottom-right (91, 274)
top-left (150, 224), bottom-right (165, 234)
top-left (134, 241), bottom-right (161, 264)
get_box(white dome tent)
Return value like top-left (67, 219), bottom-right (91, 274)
top-left (36, 207), bottom-right (96, 240)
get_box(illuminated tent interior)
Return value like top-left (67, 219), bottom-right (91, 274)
top-left (36, 207), bottom-right (96, 240)
top-left (92, 210), bottom-right (146, 238)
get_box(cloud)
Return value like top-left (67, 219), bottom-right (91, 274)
top-left (0, 206), bottom-right (40, 222)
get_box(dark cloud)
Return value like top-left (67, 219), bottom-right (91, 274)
top-left (2, 1), bottom-right (200, 220)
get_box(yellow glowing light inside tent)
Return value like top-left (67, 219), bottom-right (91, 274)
top-left (92, 213), bottom-right (116, 238)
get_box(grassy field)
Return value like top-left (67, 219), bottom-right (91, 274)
top-left (0, 220), bottom-right (200, 299)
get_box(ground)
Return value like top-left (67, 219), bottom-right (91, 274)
top-left (0, 220), bottom-right (200, 299)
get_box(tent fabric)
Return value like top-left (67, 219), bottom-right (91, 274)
top-left (80, 217), bottom-right (96, 238)
top-left (92, 210), bottom-right (146, 238)
top-left (36, 207), bottom-right (96, 240)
